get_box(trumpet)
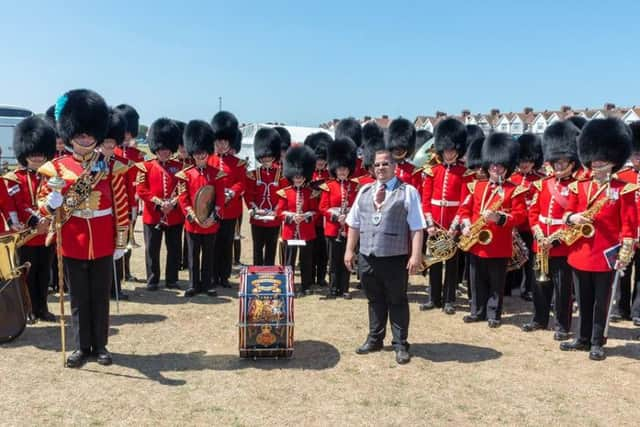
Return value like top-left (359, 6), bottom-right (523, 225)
top-left (532, 228), bottom-right (565, 282)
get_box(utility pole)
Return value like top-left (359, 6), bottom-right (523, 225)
top-left (218, 96), bottom-right (222, 111)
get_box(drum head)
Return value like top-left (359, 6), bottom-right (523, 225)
top-left (194, 185), bottom-right (215, 223)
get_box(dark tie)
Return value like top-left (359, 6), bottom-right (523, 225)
top-left (375, 183), bottom-right (386, 205)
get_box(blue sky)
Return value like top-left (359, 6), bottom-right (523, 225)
top-left (1, 0), bottom-right (638, 127)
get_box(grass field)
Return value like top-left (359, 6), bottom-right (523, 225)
top-left (2, 217), bottom-right (640, 426)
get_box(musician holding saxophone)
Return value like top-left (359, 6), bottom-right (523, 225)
top-left (458, 133), bottom-right (527, 328)
top-left (522, 121), bottom-right (581, 340)
top-left (560, 118), bottom-right (638, 361)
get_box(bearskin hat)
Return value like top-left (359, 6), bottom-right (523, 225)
top-left (434, 118), bottom-right (467, 157)
top-left (13, 116), bottom-right (56, 167)
top-left (147, 118), bottom-right (181, 154)
top-left (105, 109), bottom-right (127, 146)
top-left (628, 121), bottom-right (640, 153)
top-left (335, 118), bottom-right (362, 148)
top-left (304, 132), bottom-right (332, 160)
top-left (174, 120), bottom-right (186, 147)
top-left (362, 121), bottom-right (386, 169)
top-left (517, 133), bottom-right (543, 168)
top-left (274, 126), bottom-right (291, 153)
top-left (114, 104), bottom-right (140, 138)
top-left (386, 117), bottom-right (416, 158)
top-left (542, 121), bottom-right (580, 164)
top-left (481, 132), bottom-right (519, 178)
top-left (44, 105), bottom-right (56, 127)
top-left (465, 135), bottom-right (484, 170)
top-left (578, 118), bottom-right (631, 173)
top-left (210, 111), bottom-right (239, 142)
top-left (567, 116), bottom-right (587, 130)
top-left (254, 127), bottom-right (281, 160)
top-left (328, 137), bottom-right (357, 177)
top-left (184, 120), bottom-right (214, 156)
top-left (55, 89), bottom-right (109, 145)
top-left (415, 129), bottom-right (433, 152)
top-left (284, 145), bottom-right (316, 182)
top-left (231, 129), bottom-right (242, 154)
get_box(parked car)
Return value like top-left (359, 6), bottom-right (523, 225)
top-left (0, 105), bottom-right (34, 166)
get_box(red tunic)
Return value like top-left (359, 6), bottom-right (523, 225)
top-left (135, 159), bottom-right (184, 226)
top-left (276, 185), bottom-right (320, 241)
top-left (207, 154), bottom-right (247, 220)
top-left (176, 165), bottom-right (226, 234)
top-left (614, 166), bottom-right (640, 238)
top-left (5, 168), bottom-right (47, 246)
top-left (244, 166), bottom-right (287, 228)
top-left (458, 179), bottom-right (528, 258)
top-left (115, 146), bottom-right (146, 202)
top-left (37, 153), bottom-right (130, 260)
top-left (510, 170), bottom-right (545, 233)
top-left (395, 160), bottom-right (421, 190)
top-left (0, 177), bottom-right (17, 231)
top-left (352, 158), bottom-right (369, 179)
top-left (318, 178), bottom-right (358, 238)
top-left (528, 176), bottom-right (575, 257)
top-left (566, 178), bottom-right (638, 272)
top-left (421, 161), bottom-right (467, 230)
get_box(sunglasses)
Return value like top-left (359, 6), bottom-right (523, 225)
top-left (373, 162), bottom-right (391, 168)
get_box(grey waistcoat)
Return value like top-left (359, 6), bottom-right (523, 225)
top-left (358, 181), bottom-right (410, 257)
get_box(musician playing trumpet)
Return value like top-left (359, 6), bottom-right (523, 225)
top-left (522, 121), bottom-right (581, 340)
top-left (560, 118), bottom-right (638, 361)
top-left (458, 133), bottom-right (527, 328)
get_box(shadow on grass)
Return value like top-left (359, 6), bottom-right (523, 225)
top-left (605, 342), bottom-right (640, 360)
top-left (102, 339), bottom-right (340, 386)
top-left (127, 285), bottom-right (234, 305)
top-left (411, 342), bottom-right (502, 363)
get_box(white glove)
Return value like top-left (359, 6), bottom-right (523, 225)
top-left (131, 207), bottom-right (138, 222)
top-left (113, 249), bottom-right (126, 260)
top-left (47, 192), bottom-right (63, 210)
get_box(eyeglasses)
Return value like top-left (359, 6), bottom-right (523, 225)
top-left (373, 162), bottom-right (391, 168)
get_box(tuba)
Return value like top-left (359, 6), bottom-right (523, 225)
top-left (421, 226), bottom-right (458, 271)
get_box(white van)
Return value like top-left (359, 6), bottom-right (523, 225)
top-left (0, 106), bottom-right (34, 166)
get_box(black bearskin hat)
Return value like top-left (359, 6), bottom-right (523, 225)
top-left (304, 132), bottom-right (332, 160)
top-left (13, 116), bottom-right (56, 167)
top-left (465, 135), bottom-right (484, 170)
top-left (567, 116), bottom-right (587, 130)
top-left (45, 105), bottom-right (56, 127)
top-left (184, 120), bottom-right (214, 156)
top-left (174, 120), bottom-right (186, 147)
top-left (210, 111), bottom-right (239, 142)
top-left (114, 104), bottom-right (140, 138)
top-left (434, 118), bottom-right (467, 157)
top-left (481, 132), bottom-right (519, 178)
top-left (542, 121), bottom-right (580, 164)
top-left (254, 127), bottom-right (281, 160)
top-left (386, 117), bottom-right (416, 158)
top-left (517, 133), bottom-right (543, 168)
top-left (274, 126), bottom-right (291, 152)
top-left (578, 118), bottom-right (631, 173)
top-left (284, 145), bottom-right (316, 182)
top-left (628, 121), bottom-right (640, 153)
top-left (415, 129), bottom-right (433, 152)
top-left (231, 129), bottom-right (242, 154)
top-left (55, 89), bottom-right (109, 145)
top-left (328, 137), bottom-right (357, 177)
top-left (362, 121), bottom-right (386, 169)
top-left (105, 109), bottom-right (127, 146)
top-left (335, 118), bottom-right (362, 148)
top-left (147, 118), bottom-right (181, 154)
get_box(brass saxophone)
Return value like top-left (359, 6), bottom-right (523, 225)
top-left (559, 196), bottom-right (607, 246)
top-left (458, 196), bottom-right (503, 252)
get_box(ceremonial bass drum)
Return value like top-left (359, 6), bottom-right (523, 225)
top-left (0, 232), bottom-right (31, 343)
top-left (238, 266), bottom-right (294, 358)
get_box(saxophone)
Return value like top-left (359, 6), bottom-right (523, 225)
top-left (458, 195), bottom-right (503, 252)
top-left (559, 195), bottom-right (608, 246)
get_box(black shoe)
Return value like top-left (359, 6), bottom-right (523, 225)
top-left (146, 283), bottom-right (159, 291)
top-left (395, 348), bottom-right (411, 364)
top-left (38, 311), bottom-right (58, 322)
top-left (126, 275), bottom-right (144, 283)
top-left (560, 339), bottom-right (590, 352)
top-left (463, 315), bottom-right (481, 323)
top-left (66, 349), bottom-right (90, 368)
top-left (303, 289), bottom-right (313, 296)
top-left (356, 341), bottom-right (383, 355)
top-left (166, 283), bottom-right (181, 290)
top-left (26, 313), bottom-right (37, 325)
top-left (521, 291), bottom-right (533, 302)
top-left (207, 288), bottom-right (218, 297)
top-left (219, 279), bottom-right (232, 289)
top-left (521, 321), bottom-right (545, 332)
top-left (488, 319), bottom-right (501, 328)
top-left (419, 301), bottom-right (437, 311)
top-left (343, 292), bottom-right (352, 300)
top-left (554, 331), bottom-right (570, 341)
top-left (610, 313), bottom-right (622, 323)
top-left (633, 317), bottom-right (640, 327)
top-left (589, 345), bottom-right (606, 361)
top-left (184, 287), bottom-right (197, 297)
top-left (95, 348), bottom-right (113, 366)
top-left (317, 280), bottom-right (329, 288)
top-left (443, 303), bottom-right (456, 315)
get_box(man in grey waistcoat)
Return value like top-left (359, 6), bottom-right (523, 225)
top-left (344, 144), bottom-right (425, 365)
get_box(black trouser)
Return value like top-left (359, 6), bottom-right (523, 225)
top-left (328, 236), bottom-right (350, 294)
top-left (18, 245), bottom-right (54, 316)
top-left (311, 225), bottom-right (327, 285)
top-left (233, 213), bottom-right (243, 265)
top-left (531, 256), bottom-right (572, 332)
top-left (187, 232), bottom-right (216, 291)
top-left (49, 243), bottom-right (59, 290)
top-left (505, 231), bottom-right (534, 296)
top-left (213, 218), bottom-right (236, 283)
top-left (358, 253), bottom-right (409, 350)
top-left (428, 252), bottom-right (459, 307)
top-left (64, 255), bottom-right (112, 351)
top-left (469, 255), bottom-right (508, 321)
top-left (124, 248), bottom-right (133, 278)
top-left (251, 224), bottom-right (279, 265)
top-left (143, 223), bottom-right (182, 286)
top-left (284, 240), bottom-right (314, 291)
top-left (573, 269), bottom-right (614, 346)
top-left (113, 257), bottom-right (125, 296)
top-left (181, 228), bottom-right (189, 269)
top-left (614, 252), bottom-right (640, 319)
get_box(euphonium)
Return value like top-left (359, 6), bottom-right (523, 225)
top-left (458, 196), bottom-right (503, 251)
top-left (420, 226), bottom-right (458, 271)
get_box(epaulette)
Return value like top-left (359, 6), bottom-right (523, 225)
top-left (350, 177), bottom-right (360, 184)
top-left (462, 169), bottom-right (475, 177)
top-left (135, 161), bottom-right (147, 173)
top-left (512, 184), bottom-right (529, 198)
top-left (111, 158), bottom-right (130, 176)
top-left (276, 187), bottom-right (290, 198)
top-left (568, 181), bottom-right (579, 194)
top-left (613, 166), bottom-right (632, 180)
top-left (237, 158), bottom-right (247, 167)
top-left (2, 171), bottom-right (19, 184)
top-left (466, 181), bottom-right (476, 193)
top-left (311, 189), bottom-right (322, 199)
top-left (37, 161), bottom-right (58, 178)
top-left (174, 166), bottom-right (193, 181)
top-left (318, 182), bottom-right (329, 191)
top-left (216, 169), bottom-right (226, 179)
top-left (621, 183), bottom-right (640, 196)
top-left (246, 170), bottom-right (256, 180)
top-left (532, 179), bottom-right (543, 192)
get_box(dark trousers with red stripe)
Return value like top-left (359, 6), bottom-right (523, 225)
top-left (328, 236), bottom-right (350, 294)
top-left (531, 256), bottom-right (572, 333)
top-left (251, 224), bottom-right (279, 265)
top-left (311, 225), bottom-right (327, 285)
top-left (613, 252), bottom-right (640, 319)
top-left (469, 255), bottom-right (507, 321)
top-left (18, 245), bottom-right (54, 317)
top-left (213, 218), bottom-right (236, 283)
top-left (284, 240), bottom-right (314, 291)
top-left (428, 252), bottom-right (459, 307)
top-left (187, 232), bottom-right (216, 291)
top-left (573, 269), bottom-right (614, 346)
